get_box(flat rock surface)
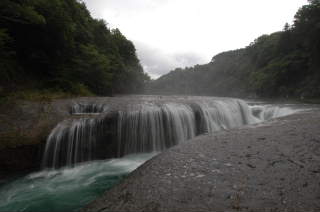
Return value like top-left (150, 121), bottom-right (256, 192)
top-left (82, 110), bottom-right (320, 212)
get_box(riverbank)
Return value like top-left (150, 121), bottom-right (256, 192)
top-left (82, 109), bottom-right (320, 212)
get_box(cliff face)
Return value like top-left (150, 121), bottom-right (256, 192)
top-left (0, 99), bottom-right (70, 177)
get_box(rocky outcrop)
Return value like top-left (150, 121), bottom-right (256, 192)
top-left (0, 100), bottom-right (65, 177)
top-left (0, 97), bottom-right (115, 177)
top-left (82, 110), bottom-right (320, 212)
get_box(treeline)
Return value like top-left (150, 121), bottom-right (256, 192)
top-left (147, 0), bottom-right (320, 99)
top-left (0, 0), bottom-right (149, 96)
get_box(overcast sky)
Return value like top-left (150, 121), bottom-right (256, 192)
top-left (83, 0), bottom-right (306, 79)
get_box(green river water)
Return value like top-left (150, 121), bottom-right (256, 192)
top-left (0, 153), bottom-right (157, 212)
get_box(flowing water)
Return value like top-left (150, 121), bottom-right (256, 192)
top-left (0, 96), bottom-right (304, 212)
top-left (0, 153), bottom-right (158, 212)
top-left (42, 98), bottom-right (261, 168)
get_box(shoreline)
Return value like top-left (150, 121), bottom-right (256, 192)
top-left (82, 110), bottom-right (320, 212)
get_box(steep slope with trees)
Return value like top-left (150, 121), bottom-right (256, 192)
top-left (0, 0), bottom-right (149, 97)
top-left (147, 0), bottom-right (320, 99)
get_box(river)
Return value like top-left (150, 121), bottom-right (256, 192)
top-left (0, 96), bottom-right (310, 212)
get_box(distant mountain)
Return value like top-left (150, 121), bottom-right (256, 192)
top-left (147, 0), bottom-right (320, 99)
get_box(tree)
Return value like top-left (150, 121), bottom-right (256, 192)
top-left (0, 0), bottom-right (150, 96)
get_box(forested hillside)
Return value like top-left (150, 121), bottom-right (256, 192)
top-left (147, 0), bottom-right (320, 99)
top-left (0, 0), bottom-right (149, 97)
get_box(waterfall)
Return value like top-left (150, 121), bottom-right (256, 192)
top-left (117, 103), bottom-right (196, 156)
top-left (42, 119), bottom-right (101, 168)
top-left (191, 99), bottom-right (257, 134)
top-left (41, 97), bottom-right (296, 169)
top-left (71, 103), bottom-right (108, 114)
top-left (42, 114), bottom-right (118, 168)
top-left (250, 105), bottom-right (297, 120)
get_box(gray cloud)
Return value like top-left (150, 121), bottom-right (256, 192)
top-left (134, 41), bottom-right (207, 79)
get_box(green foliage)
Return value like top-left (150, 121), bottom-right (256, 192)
top-left (9, 90), bottom-right (71, 101)
top-left (147, 0), bottom-right (320, 99)
top-left (0, 28), bottom-right (21, 88)
top-left (71, 44), bottom-right (113, 95)
top-left (0, 0), bottom-right (149, 97)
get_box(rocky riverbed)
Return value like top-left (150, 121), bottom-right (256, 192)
top-left (82, 110), bottom-right (320, 212)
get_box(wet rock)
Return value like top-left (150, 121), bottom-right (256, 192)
top-left (82, 110), bottom-right (320, 212)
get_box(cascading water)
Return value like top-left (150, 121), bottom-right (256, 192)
top-left (42, 118), bottom-right (103, 168)
top-left (42, 98), bottom-right (261, 168)
top-left (0, 96), bottom-right (302, 212)
top-left (250, 104), bottom-right (298, 120)
top-left (191, 99), bottom-right (257, 133)
top-left (118, 103), bottom-right (197, 156)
